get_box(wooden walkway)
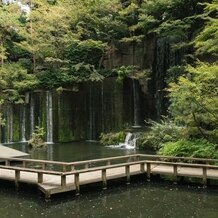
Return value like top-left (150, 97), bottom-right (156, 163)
top-left (0, 144), bottom-right (29, 159)
top-left (1, 154), bottom-right (218, 198)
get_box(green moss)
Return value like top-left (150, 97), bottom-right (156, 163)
top-left (99, 131), bottom-right (126, 145)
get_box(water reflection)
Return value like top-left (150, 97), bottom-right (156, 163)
top-left (1, 182), bottom-right (218, 218)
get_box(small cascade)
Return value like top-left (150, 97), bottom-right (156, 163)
top-left (20, 105), bottom-right (26, 142)
top-left (30, 94), bottom-right (35, 135)
top-left (107, 132), bottom-right (137, 150)
top-left (5, 105), bottom-right (13, 144)
top-left (132, 79), bottom-right (141, 128)
top-left (119, 132), bottom-right (137, 149)
top-left (46, 91), bottom-right (53, 144)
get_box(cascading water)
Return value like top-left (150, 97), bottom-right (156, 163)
top-left (87, 84), bottom-right (95, 141)
top-left (20, 105), bottom-right (26, 142)
top-left (46, 91), bottom-right (53, 144)
top-left (132, 79), bottom-right (141, 128)
top-left (107, 132), bottom-right (137, 150)
top-left (5, 105), bottom-right (13, 144)
top-left (30, 94), bottom-right (35, 135)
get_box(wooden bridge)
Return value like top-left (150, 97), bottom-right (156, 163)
top-left (1, 154), bottom-right (218, 198)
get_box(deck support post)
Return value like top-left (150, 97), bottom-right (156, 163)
top-left (126, 165), bottom-right (130, 185)
top-left (15, 170), bottom-right (20, 188)
top-left (146, 163), bottom-right (151, 181)
top-left (202, 167), bottom-right (207, 187)
top-left (61, 175), bottom-right (66, 186)
top-left (75, 173), bottom-right (80, 195)
top-left (102, 169), bottom-right (107, 189)
top-left (38, 172), bottom-right (43, 183)
top-left (173, 165), bottom-right (178, 184)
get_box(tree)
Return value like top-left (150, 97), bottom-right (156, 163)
top-left (168, 62), bottom-right (218, 142)
top-left (195, 0), bottom-right (218, 57)
top-left (0, 3), bottom-right (19, 65)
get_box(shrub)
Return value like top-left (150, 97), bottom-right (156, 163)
top-left (139, 118), bottom-right (188, 150)
top-left (158, 139), bottom-right (218, 159)
top-left (28, 126), bottom-right (46, 149)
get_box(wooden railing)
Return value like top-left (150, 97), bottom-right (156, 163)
top-left (1, 154), bottom-right (218, 197)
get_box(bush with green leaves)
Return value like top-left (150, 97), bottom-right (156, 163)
top-left (28, 126), bottom-right (46, 149)
top-left (99, 131), bottom-right (126, 145)
top-left (138, 118), bottom-right (188, 150)
top-left (159, 139), bottom-right (218, 159)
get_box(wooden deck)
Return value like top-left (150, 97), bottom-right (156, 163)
top-left (0, 144), bottom-right (29, 159)
top-left (1, 154), bottom-right (218, 198)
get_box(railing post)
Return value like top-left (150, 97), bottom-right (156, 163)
top-left (126, 165), bottom-right (130, 185)
top-left (22, 161), bottom-right (27, 168)
top-left (202, 167), bottom-right (207, 187)
top-left (146, 163), bottom-right (151, 181)
top-left (106, 160), bottom-right (111, 166)
top-left (71, 165), bottom-right (75, 171)
top-left (38, 172), bottom-right (43, 183)
top-left (75, 173), bottom-right (80, 195)
top-left (140, 163), bottom-right (145, 173)
top-left (61, 175), bottom-right (66, 187)
top-left (63, 165), bottom-right (67, 172)
top-left (5, 160), bottom-right (10, 166)
top-left (42, 163), bottom-right (46, 170)
top-left (15, 170), bottom-right (20, 188)
top-left (102, 169), bottom-right (107, 189)
top-left (173, 165), bottom-right (178, 184)
top-left (84, 163), bottom-right (89, 169)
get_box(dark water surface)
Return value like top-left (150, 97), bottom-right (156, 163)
top-left (1, 142), bottom-right (218, 218)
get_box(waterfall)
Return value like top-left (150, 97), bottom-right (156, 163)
top-left (46, 91), bottom-right (53, 144)
top-left (101, 81), bottom-right (105, 132)
top-left (87, 85), bottom-right (94, 141)
top-left (119, 132), bottom-right (137, 149)
top-left (5, 105), bottom-right (13, 143)
top-left (20, 105), bottom-right (26, 142)
top-left (132, 79), bottom-right (141, 128)
top-left (107, 132), bottom-right (137, 149)
top-left (30, 94), bottom-right (35, 135)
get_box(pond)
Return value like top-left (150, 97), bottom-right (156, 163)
top-left (1, 142), bottom-right (218, 218)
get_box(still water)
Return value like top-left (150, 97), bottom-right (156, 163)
top-left (1, 142), bottom-right (218, 218)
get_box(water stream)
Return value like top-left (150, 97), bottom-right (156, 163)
top-left (46, 91), bottom-right (53, 144)
top-left (20, 105), bottom-right (26, 142)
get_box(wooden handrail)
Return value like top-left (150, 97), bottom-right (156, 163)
top-left (1, 154), bottom-right (218, 174)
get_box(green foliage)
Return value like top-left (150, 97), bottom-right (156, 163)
top-left (138, 118), bottom-right (188, 150)
top-left (112, 65), bottom-right (139, 82)
top-left (0, 113), bottom-right (5, 127)
top-left (168, 62), bottom-right (218, 141)
top-left (65, 39), bottom-right (107, 67)
top-left (28, 126), bottom-right (46, 149)
top-left (159, 139), bottom-right (218, 159)
top-left (99, 131), bottom-right (126, 145)
top-left (0, 63), bottom-right (38, 102)
top-left (195, 0), bottom-right (218, 57)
